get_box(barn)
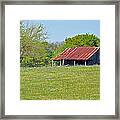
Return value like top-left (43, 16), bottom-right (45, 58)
top-left (52, 47), bottom-right (100, 66)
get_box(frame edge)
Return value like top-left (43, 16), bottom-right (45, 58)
top-left (1, 0), bottom-right (120, 119)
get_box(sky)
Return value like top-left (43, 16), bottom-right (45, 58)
top-left (22, 20), bottom-right (100, 43)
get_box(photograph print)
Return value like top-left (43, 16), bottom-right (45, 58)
top-left (20, 20), bottom-right (100, 100)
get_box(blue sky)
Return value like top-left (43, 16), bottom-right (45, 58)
top-left (22, 20), bottom-right (100, 43)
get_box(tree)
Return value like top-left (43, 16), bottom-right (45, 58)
top-left (20, 21), bottom-right (48, 67)
top-left (64, 33), bottom-right (100, 48)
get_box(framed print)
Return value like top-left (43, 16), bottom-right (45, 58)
top-left (0, 0), bottom-right (119, 119)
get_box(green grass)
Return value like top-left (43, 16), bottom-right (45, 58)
top-left (20, 65), bottom-right (100, 100)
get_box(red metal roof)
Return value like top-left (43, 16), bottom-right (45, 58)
top-left (52, 47), bottom-right (99, 60)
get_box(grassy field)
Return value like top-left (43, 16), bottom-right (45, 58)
top-left (20, 66), bottom-right (100, 100)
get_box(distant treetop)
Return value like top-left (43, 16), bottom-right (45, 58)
top-left (64, 33), bottom-right (100, 48)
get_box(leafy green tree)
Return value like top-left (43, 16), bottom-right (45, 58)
top-left (64, 33), bottom-right (100, 47)
top-left (20, 21), bottom-right (48, 67)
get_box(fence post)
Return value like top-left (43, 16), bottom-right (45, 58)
top-left (52, 60), bottom-right (53, 67)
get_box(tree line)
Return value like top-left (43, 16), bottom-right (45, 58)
top-left (20, 21), bottom-right (100, 67)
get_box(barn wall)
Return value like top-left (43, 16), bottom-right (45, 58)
top-left (87, 49), bottom-right (100, 65)
top-left (64, 60), bottom-right (86, 66)
top-left (64, 60), bottom-right (74, 66)
top-left (75, 60), bottom-right (85, 65)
